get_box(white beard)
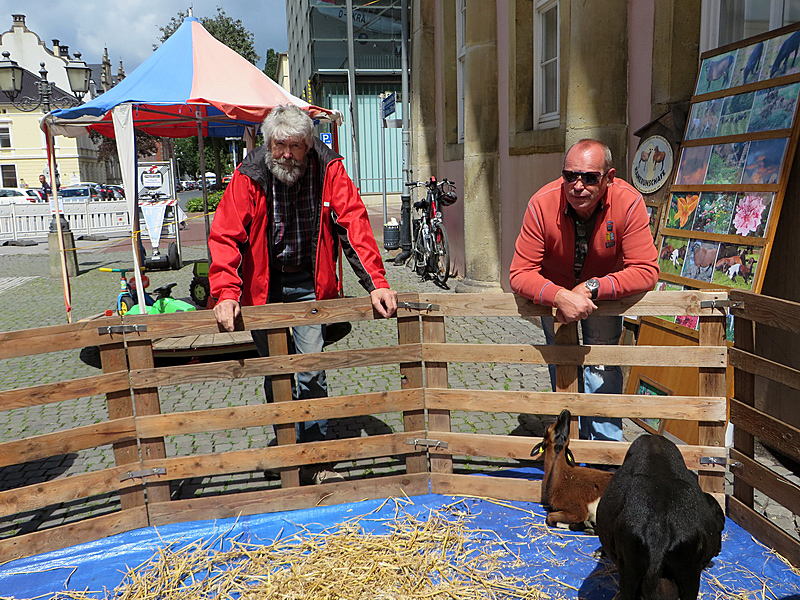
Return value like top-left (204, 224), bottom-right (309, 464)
top-left (267, 155), bottom-right (307, 186)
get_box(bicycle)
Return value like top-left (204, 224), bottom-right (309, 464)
top-left (405, 177), bottom-right (457, 286)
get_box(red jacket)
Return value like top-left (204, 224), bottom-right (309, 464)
top-left (209, 140), bottom-right (389, 306)
top-left (510, 177), bottom-right (659, 305)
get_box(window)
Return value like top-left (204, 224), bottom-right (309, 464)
top-left (1, 164), bottom-right (17, 187)
top-left (703, 0), bottom-right (800, 51)
top-left (456, 0), bottom-right (466, 143)
top-left (0, 125), bottom-right (10, 148)
top-left (535, 0), bottom-right (559, 129)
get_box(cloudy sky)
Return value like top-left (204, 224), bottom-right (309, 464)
top-left (0, 1), bottom-right (289, 72)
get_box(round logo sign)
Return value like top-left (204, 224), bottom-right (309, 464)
top-left (631, 135), bottom-right (673, 194)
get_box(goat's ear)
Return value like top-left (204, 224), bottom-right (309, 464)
top-left (565, 448), bottom-right (576, 467)
top-left (530, 442), bottom-right (543, 457)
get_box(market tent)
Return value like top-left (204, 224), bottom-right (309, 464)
top-left (40, 16), bottom-right (340, 317)
top-left (43, 17), bottom-right (339, 138)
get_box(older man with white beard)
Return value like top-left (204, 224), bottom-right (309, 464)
top-left (209, 104), bottom-right (398, 484)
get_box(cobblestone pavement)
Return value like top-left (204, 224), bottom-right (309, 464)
top-left (0, 208), bottom-right (795, 541)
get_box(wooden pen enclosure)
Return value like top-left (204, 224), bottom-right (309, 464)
top-left (0, 289), bottom-right (785, 566)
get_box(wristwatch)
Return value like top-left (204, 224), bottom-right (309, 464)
top-left (584, 278), bottom-right (600, 300)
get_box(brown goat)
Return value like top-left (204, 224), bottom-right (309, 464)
top-left (530, 409), bottom-right (613, 533)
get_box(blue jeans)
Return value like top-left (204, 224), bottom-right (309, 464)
top-left (542, 315), bottom-right (624, 441)
top-left (251, 271), bottom-right (328, 443)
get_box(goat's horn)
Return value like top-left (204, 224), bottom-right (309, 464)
top-left (565, 448), bottom-right (576, 466)
top-left (530, 442), bottom-right (543, 457)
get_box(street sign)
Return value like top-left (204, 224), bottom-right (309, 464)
top-left (320, 132), bottom-right (333, 148)
top-left (382, 92), bottom-right (396, 119)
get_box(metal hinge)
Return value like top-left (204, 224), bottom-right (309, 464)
top-left (700, 456), bottom-right (741, 468)
top-left (406, 438), bottom-right (448, 449)
top-left (120, 467), bottom-right (166, 482)
top-left (399, 301), bottom-right (440, 312)
top-left (98, 324), bottom-right (148, 335)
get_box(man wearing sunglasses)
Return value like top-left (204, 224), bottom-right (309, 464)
top-left (510, 139), bottom-right (659, 441)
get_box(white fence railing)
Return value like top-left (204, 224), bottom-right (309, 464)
top-left (0, 201), bottom-right (131, 241)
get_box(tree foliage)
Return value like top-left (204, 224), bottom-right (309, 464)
top-left (264, 48), bottom-right (279, 82)
top-left (157, 7), bottom-right (260, 66)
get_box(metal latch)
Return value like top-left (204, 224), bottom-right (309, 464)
top-left (699, 300), bottom-right (741, 309)
top-left (98, 324), bottom-right (148, 335)
top-left (700, 456), bottom-right (741, 468)
top-left (399, 301), bottom-right (440, 312)
top-left (406, 438), bottom-right (448, 449)
top-left (120, 467), bottom-right (166, 482)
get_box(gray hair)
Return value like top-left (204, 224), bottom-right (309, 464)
top-left (565, 139), bottom-right (614, 171)
top-left (261, 104), bottom-right (314, 148)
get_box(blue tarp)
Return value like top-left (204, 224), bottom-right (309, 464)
top-left (1, 482), bottom-right (799, 599)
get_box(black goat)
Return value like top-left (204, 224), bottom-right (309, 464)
top-left (531, 409), bottom-right (613, 533)
top-left (595, 434), bottom-right (725, 600)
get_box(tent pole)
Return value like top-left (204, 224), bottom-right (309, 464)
top-left (45, 124), bottom-right (72, 323)
top-left (196, 109), bottom-right (211, 263)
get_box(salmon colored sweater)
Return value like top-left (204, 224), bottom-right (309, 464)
top-left (509, 177), bottom-right (659, 306)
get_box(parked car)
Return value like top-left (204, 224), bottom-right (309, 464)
top-left (59, 185), bottom-right (103, 202)
top-left (0, 188), bottom-right (43, 204)
top-left (107, 185), bottom-right (125, 198)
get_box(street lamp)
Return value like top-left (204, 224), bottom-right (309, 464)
top-left (0, 51), bottom-right (91, 242)
top-left (0, 51), bottom-right (91, 112)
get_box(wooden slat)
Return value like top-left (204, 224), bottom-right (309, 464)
top-left (730, 449), bottom-right (800, 516)
top-left (416, 290), bottom-right (728, 318)
top-left (698, 315), bottom-right (726, 494)
top-left (101, 342), bottom-right (143, 511)
top-left (269, 327), bottom-right (300, 489)
top-left (0, 371), bottom-right (130, 411)
top-left (432, 432), bottom-right (727, 472)
top-left (430, 472), bottom-right (542, 503)
top-left (0, 465), bottom-right (143, 518)
top-left (126, 339), bottom-right (170, 505)
top-left (730, 289), bottom-right (800, 335)
top-left (138, 431), bottom-right (427, 482)
top-left (152, 335), bottom-right (197, 350)
top-left (398, 315), bottom-right (427, 475)
top-left (728, 496), bottom-right (800, 569)
top-left (423, 343), bottom-right (727, 368)
top-left (424, 315), bottom-right (452, 475)
top-left (730, 398), bottom-right (800, 465)
top-left (129, 344), bottom-right (423, 388)
top-left (733, 315), bottom-right (756, 507)
top-left (423, 389), bottom-right (727, 421)
top-left (116, 294), bottom-right (421, 342)
top-left (134, 390), bottom-right (426, 438)
top-left (0, 316), bottom-right (122, 359)
top-left (147, 473), bottom-right (430, 528)
top-left (0, 506), bottom-right (149, 564)
top-left (0, 416), bottom-right (137, 468)
top-left (729, 347), bottom-right (800, 392)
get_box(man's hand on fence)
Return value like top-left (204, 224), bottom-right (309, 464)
top-left (214, 298), bottom-right (242, 332)
top-left (553, 288), bottom-right (596, 324)
top-left (370, 287), bottom-right (398, 318)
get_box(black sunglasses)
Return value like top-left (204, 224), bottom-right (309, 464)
top-left (562, 170), bottom-right (608, 185)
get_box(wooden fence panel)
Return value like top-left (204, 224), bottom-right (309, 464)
top-left (0, 290), bottom-right (764, 564)
top-left (424, 315), bottom-right (451, 474)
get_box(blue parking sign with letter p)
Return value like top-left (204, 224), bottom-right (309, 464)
top-left (320, 132), bottom-right (333, 148)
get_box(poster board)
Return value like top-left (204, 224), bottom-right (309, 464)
top-left (629, 23), bottom-right (800, 441)
top-left (656, 22), bottom-right (800, 304)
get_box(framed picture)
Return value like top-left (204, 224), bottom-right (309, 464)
top-left (645, 201), bottom-right (662, 238)
top-left (632, 375), bottom-right (670, 434)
